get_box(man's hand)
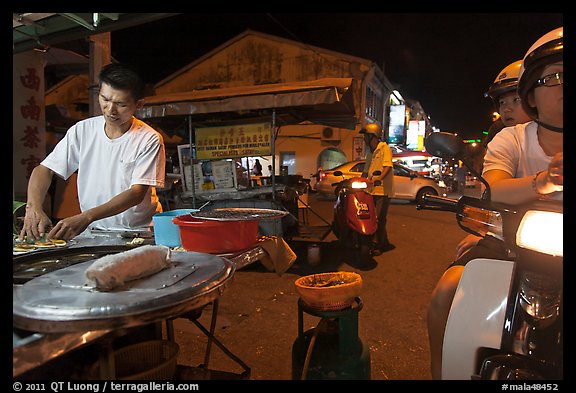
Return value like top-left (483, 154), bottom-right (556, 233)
top-left (47, 213), bottom-right (92, 240)
top-left (548, 152), bottom-right (563, 187)
top-left (455, 233), bottom-right (482, 260)
top-left (20, 205), bottom-right (53, 241)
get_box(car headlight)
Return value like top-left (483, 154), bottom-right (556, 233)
top-left (516, 210), bottom-right (563, 257)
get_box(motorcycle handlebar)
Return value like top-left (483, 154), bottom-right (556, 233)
top-left (416, 194), bottom-right (459, 212)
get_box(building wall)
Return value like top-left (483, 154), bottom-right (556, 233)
top-left (154, 31), bottom-right (391, 179)
top-left (155, 32), bottom-right (372, 94)
top-left (45, 74), bottom-right (89, 120)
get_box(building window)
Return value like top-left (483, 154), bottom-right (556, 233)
top-left (365, 86), bottom-right (383, 122)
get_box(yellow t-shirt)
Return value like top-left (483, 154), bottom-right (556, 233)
top-left (366, 142), bottom-right (394, 197)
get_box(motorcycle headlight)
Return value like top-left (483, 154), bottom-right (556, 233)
top-left (516, 210), bottom-right (563, 257)
top-left (351, 181), bottom-right (368, 189)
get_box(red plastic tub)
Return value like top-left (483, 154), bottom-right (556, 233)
top-left (172, 215), bottom-right (259, 254)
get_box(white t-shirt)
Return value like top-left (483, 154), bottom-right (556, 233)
top-left (483, 121), bottom-right (562, 201)
top-left (42, 116), bottom-right (166, 231)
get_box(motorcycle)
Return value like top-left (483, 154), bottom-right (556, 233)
top-left (418, 132), bottom-right (563, 380)
top-left (331, 170), bottom-right (380, 263)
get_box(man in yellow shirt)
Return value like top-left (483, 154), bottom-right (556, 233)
top-left (361, 124), bottom-right (395, 256)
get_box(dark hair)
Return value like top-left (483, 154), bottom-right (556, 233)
top-left (98, 63), bottom-right (145, 100)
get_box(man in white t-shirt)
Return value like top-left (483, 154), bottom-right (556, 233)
top-left (20, 63), bottom-right (165, 241)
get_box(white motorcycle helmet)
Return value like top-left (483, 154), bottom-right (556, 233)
top-left (484, 60), bottom-right (523, 103)
top-left (517, 26), bottom-right (563, 130)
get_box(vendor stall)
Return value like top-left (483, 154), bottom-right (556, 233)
top-left (136, 78), bottom-right (358, 238)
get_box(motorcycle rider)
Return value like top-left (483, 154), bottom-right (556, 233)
top-left (456, 60), bottom-right (533, 260)
top-left (427, 26), bottom-right (563, 380)
top-left (360, 123), bottom-right (395, 255)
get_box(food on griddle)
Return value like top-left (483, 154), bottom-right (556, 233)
top-left (13, 243), bottom-right (37, 252)
top-left (51, 239), bottom-right (67, 247)
top-left (13, 237), bottom-right (67, 252)
top-left (85, 245), bottom-right (172, 291)
top-left (34, 240), bottom-right (56, 248)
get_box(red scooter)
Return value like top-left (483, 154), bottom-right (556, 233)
top-left (331, 170), bottom-right (380, 263)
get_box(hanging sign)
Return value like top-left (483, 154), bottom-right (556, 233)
top-left (195, 122), bottom-right (272, 160)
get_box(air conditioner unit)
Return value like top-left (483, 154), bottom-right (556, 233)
top-left (321, 127), bottom-right (340, 141)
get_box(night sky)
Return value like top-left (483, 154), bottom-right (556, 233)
top-left (110, 13), bottom-right (563, 139)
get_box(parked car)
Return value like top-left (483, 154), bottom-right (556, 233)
top-left (316, 161), bottom-right (447, 203)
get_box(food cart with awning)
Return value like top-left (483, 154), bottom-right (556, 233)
top-left (137, 78), bottom-right (358, 241)
top-left (13, 78), bottom-right (359, 379)
top-left (137, 78), bottom-right (358, 203)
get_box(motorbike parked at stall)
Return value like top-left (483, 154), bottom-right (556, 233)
top-left (418, 132), bottom-right (563, 380)
top-left (330, 170), bottom-right (380, 264)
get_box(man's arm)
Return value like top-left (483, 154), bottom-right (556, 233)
top-left (20, 165), bottom-right (56, 240)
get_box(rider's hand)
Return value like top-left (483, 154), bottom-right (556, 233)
top-left (455, 233), bottom-right (482, 260)
top-left (548, 152), bottom-right (563, 187)
top-left (47, 212), bottom-right (92, 240)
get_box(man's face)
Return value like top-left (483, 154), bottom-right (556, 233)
top-left (98, 82), bottom-right (142, 129)
top-left (364, 133), bottom-right (379, 150)
top-left (531, 61), bottom-right (563, 129)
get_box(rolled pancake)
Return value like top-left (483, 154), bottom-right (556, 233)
top-left (85, 245), bottom-right (171, 291)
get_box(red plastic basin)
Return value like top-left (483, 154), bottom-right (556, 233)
top-left (172, 215), bottom-right (259, 254)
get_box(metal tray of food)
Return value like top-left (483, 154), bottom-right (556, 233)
top-left (190, 207), bottom-right (289, 221)
top-left (13, 251), bottom-right (235, 333)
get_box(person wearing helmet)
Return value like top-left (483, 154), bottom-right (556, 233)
top-left (457, 60), bottom-right (535, 260)
top-left (483, 26), bottom-right (563, 204)
top-left (427, 27), bottom-right (563, 380)
top-left (360, 123), bottom-right (395, 256)
top-left (482, 60), bottom-right (533, 147)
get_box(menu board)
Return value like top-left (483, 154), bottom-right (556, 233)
top-left (178, 144), bottom-right (237, 193)
top-left (212, 160), bottom-right (235, 189)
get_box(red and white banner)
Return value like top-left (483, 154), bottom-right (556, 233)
top-left (13, 51), bottom-right (46, 201)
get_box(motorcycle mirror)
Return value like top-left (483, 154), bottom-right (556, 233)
top-left (333, 170), bottom-right (343, 177)
top-left (424, 132), bottom-right (463, 159)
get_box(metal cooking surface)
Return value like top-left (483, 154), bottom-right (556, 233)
top-left (13, 246), bottom-right (133, 284)
top-left (13, 251), bottom-right (234, 333)
top-left (190, 207), bottom-right (288, 221)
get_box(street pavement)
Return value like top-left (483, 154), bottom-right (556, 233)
top-left (172, 186), bottom-right (481, 381)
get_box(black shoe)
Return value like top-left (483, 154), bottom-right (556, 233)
top-left (371, 243), bottom-right (396, 256)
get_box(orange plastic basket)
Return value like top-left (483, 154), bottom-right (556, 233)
top-left (294, 272), bottom-right (362, 311)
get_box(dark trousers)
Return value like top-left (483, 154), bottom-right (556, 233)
top-left (372, 195), bottom-right (391, 248)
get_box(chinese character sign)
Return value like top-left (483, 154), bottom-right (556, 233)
top-left (13, 51), bottom-right (46, 200)
top-left (195, 123), bottom-right (272, 160)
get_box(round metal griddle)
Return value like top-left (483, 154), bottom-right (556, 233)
top-left (190, 207), bottom-right (288, 221)
top-left (13, 251), bottom-right (235, 333)
top-left (13, 245), bottom-right (137, 284)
